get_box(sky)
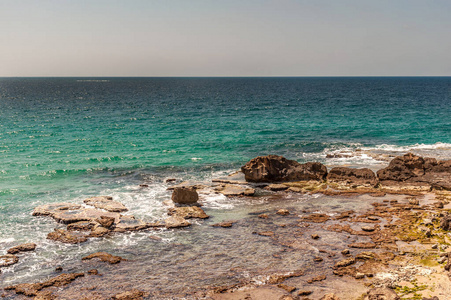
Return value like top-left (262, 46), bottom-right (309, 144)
top-left (1, 0), bottom-right (451, 77)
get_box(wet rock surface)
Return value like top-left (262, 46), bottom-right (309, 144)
top-left (0, 254), bottom-right (19, 267)
top-left (7, 243), bottom-right (37, 254)
top-left (82, 252), bottom-right (124, 264)
top-left (167, 206), bottom-right (209, 219)
top-left (32, 202), bottom-right (82, 217)
top-left (52, 208), bottom-right (120, 224)
top-left (47, 229), bottom-right (88, 244)
top-left (214, 184), bottom-right (255, 196)
top-left (84, 196), bottom-right (128, 212)
top-left (164, 215), bottom-right (191, 228)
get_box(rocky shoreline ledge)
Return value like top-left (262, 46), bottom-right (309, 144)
top-left (2, 153), bottom-right (451, 299)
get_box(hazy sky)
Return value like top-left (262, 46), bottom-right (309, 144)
top-left (1, 0), bottom-right (451, 76)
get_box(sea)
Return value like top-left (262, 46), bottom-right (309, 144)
top-left (0, 77), bottom-right (450, 296)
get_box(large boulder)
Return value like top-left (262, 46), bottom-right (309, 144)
top-left (241, 155), bottom-right (327, 183)
top-left (327, 167), bottom-right (378, 187)
top-left (377, 153), bottom-right (451, 190)
top-left (377, 153), bottom-right (426, 181)
top-left (171, 187), bottom-right (199, 204)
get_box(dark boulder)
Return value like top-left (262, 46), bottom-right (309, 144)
top-left (241, 155), bottom-right (327, 183)
top-left (327, 167), bottom-right (378, 187)
top-left (377, 153), bottom-right (426, 181)
top-left (171, 187), bottom-right (199, 204)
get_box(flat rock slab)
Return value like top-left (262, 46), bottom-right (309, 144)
top-left (7, 243), bottom-right (37, 254)
top-left (165, 215), bottom-right (191, 228)
top-left (32, 202), bottom-right (82, 217)
top-left (212, 171), bottom-right (247, 185)
top-left (52, 208), bottom-right (121, 224)
top-left (167, 206), bottom-right (209, 219)
top-left (214, 184), bottom-right (255, 196)
top-left (113, 216), bottom-right (150, 232)
top-left (47, 229), bottom-right (88, 244)
top-left (82, 252), bottom-right (124, 264)
top-left (84, 196), bottom-right (128, 212)
top-left (0, 254), bottom-right (19, 267)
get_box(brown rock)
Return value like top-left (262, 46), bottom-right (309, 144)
top-left (32, 202), bottom-right (81, 217)
top-left (268, 270), bottom-right (304, 284)
top-left (87, 269), bottom-right (99, 275)
top-left (7, 243), bottom-right (36, 254)
top-left (298, 290), bottom-right (313, 296)
top-left (82, 252), bottom-right (124, 264)
top-left (440, 214), bottom-right (451, 231)
top-left (258, 214), bottom-right (269, 219)
top-left (47, 229), bottom-right (87, 244)
top-left (84, 196), bottom-right (128, 212)
top-left (241, 155), bottom-right (327, 182)
top-left (34, 290), bottom-right (56, 300)
top-left (89, 226), bottom-right (110, 237)
top-left (167, 206), bottom-right (209, 219)
top-left (0, 254), bottom-right (19, 267)
top-left (164, 215), bottom-right (191, 228)
top-left (349, 242), bottom-right (377, 249)
top-left (314, 256), bottom-right (323, 262)
top-left (364, 287), bottom-right (400, 300)
top-left (311, 234), bottom-right (320, 239)
top-left (277, 209), bottom-right (290, 216)
top-left (67, 221), bottom-right (95, 231)
top-left (327, 167), bottom-right (378, 187)
top-left (52, 208), bottom-right (120, 224)
top-left (212, 221), bottom-right (234, 228)
top-left (171, 187), bottom-right (199, 204)
top-left (334, 257), bottom-right (356, 268)
top-left (377, 153), bottom-right (426, 181)
top-left (302, 213), bottom-right (330, 223)
top-left (215, 184), bottom-right (255, 196)
top-left (96, 216), bottom-right (115, 228)
top-left (112, 289), bottom-right (145, 300)
top-left (307, 274), bottom-right (326, 283)
top-left (277, 284), bottom-right (296, 293)
top-left (113, 216), bottom-right (150, 232)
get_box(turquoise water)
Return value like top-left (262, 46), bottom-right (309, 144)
top-left (0, 77), bottom-right (450, 289)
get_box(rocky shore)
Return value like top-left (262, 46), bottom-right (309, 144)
top-left (2, 153), bottom-right (451, 299)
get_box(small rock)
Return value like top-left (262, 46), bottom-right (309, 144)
top-left (277, 209), bottom-right (290, 216)
top-left (89, 226), bottom-right (110, 238)
top-left (67, 221), bottom-right (95, 231)
top-left (139, 184), bottom-right (149, 188)
top-left (311, 234), bottom-right (320, 239)
top-left (348, 242), bottom-right (376, 249)
top-left (55, 266), bottom-right (63, 272)
top-left (165, 178), bottom-right (177, 183)
top-left (314, 256), bottom-right (323, 262)
top-left (256, 231), bottom-right (274, 237)
top-left (361, 226), bottom-right (376, 232)
top-left (87, 269), bottom-right (99, 275)
top-left (354, 273), bottom-right (365, 279)
top-left (307, 274), bottom-right (326, 283)
top-left (341, 249), bottom-right (350, 255)
top-left (432, 244), bottom-right (438, 249)
top-left (7, 243), bottom-right (36, 254)
top-left (364, 287), bottom-right (400, 300)
top-left (298, 290), bottom-right (313, 296)
top-left (172, 187), bottom-right (199, 204)
top-left (334, 257), bottom-right (355, 268)
top-left (148, 235), bottom-right (162, 241)
top-left (266, 184), bottom-right (289, 191)
top-left (434, 201), bottom-right (444, 209)
top-left (367, 216), bottom-right (379, 221)
top-left (277, 284), bottom-right (296, 293)
top-left (258, 214), bottom-right (269, 219)
top-left (212, 221), bottom-right (234, 228)
top-left (423, 218), bottom-right (433, 226)
top-left (409, 198), bottom-right (420, 205)
top-left (82, 252), bottom-right (124, 264)
top-left (0, 254), bottom-right (19, 267)
top-left (320, 293), bottom-right (341, 300)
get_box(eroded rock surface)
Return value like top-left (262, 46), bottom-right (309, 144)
top-left (164, 215), bottom-right (191, 228)
top-left (47, 229), bottom-right (88, 244)
top-left (327, 167), bottom-right (378, 187)
top-left (113, 216), bottom-right (151, 232)
top-left (7, 243), bottom-right (36, 254)
top-left (0, 254), bottom-right (19, 267)
top-left (84, 196), bottom-right (128, 212)
top-left (32, 202), bottom-right (81, 217)
top-left (167, 206), bottom-right (209, 219)
top-left (52, 208), bottom-right (120, 224)
top-left (214, 184), bottom-right (255, 196)
top-left (82, 252), bottom-right (124, 264)
top-left (364, 287), bottom-right (400, 300)
top-left (241, 155), bottom-right (327, 182)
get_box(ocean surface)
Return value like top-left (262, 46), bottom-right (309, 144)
top-left (0, 77), bottom-right (450, 294)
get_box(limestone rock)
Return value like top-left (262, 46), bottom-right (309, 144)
top-left (265, 184), bottom-right (289, 191)
top-left (276, 209), bottom-right (290, 216)
top-left (82, 252), bottom-right (124, 264)
top-left (241, 155), bottom-right (327, 182)
top-left (211, 221), bottom-right (234, 228)
top-left (67, 221), bottom-right (95, 231)
top-left (113, 216), bottom-right (150, 232)
top-left (32, 202), bottom-right (81, 217)
top-left (171, 187), bottom-right (199, 204)
top-left (84, 196), bottom-right (128, 212)
top-left (0, 254), bottom-right (19, 267)
top-left (320, 294), bottom-right (341, 300)
top-left (167, 206), bottom-right (209, 219)
top-left (47, 229), bottom-right (88, 244)
top-left (364, 287), bottom-right (400, 300)
top-left (327, 167), bottom-right (378, 187)
top-left (164, 215), bottom-right (191, 228)
top-left (89, 226), bottom-right (110, 237)
top-left (334, 257), bottom-right (356, 268)
top-left (52, 208), bottom-right (120, 224)
top-left (7, 243), bottom-right (36, 254)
